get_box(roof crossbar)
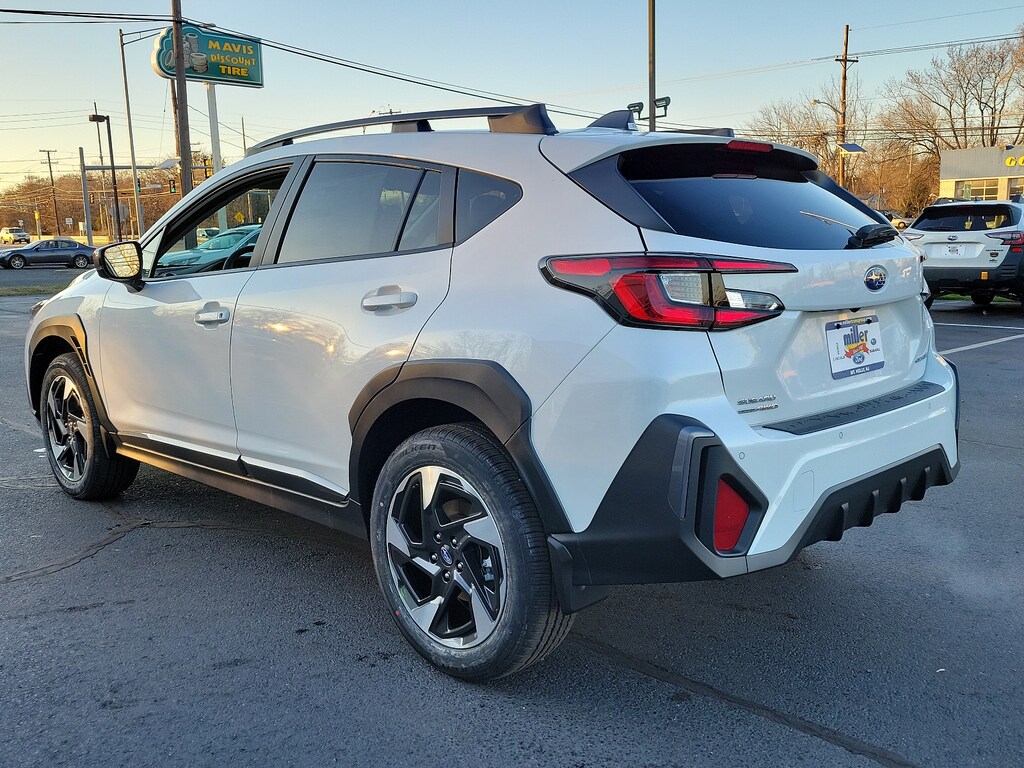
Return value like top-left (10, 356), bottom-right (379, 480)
top-left (246, 104), bottom-right (552, 156)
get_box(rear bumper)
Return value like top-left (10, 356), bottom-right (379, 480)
top-left (924, 258), bottom-right (1024, 295)
top-left (548, 384), bottom-right (959, 612)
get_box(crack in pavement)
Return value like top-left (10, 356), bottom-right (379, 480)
top-left (0, 416), bottom-right (40, 437)
top-left (0, 514), bottom-right (356, 586)
top-left (572, 635), bottom-right (922, 768)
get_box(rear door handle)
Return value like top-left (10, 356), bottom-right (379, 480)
top-left (361, 285), bottom-right (418, 312)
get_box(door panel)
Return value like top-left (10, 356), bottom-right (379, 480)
top-left (231, 249), bottom-right (452, 495)
top-left (98, 273), bottom-right (255, 456)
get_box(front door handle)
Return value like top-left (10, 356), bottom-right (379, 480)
top-left (361, 285), bottom-right (418, 312)
top-left (194, 304), bottom-right (230, 326)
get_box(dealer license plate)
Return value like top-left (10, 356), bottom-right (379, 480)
top-left (945, 244), bottom-right (962, 257)
top-left (825, 316), bottom-right (885, 380)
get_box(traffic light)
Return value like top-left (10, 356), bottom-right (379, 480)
top-left (169, 178), bottom-right (177, 194)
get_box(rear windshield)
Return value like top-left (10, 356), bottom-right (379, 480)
top-left (618, 144), bottom-right (880, 250)
top-left (911, 204), bottom-right (1018, 232)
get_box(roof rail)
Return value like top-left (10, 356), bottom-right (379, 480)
top-left (246, 104), bottom-right (555, 156)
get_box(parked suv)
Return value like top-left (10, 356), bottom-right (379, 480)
top-left (904, 200), bottom-right (1024, 306)
top-left (25, 105), bottom-right (959, 680)
top-left (1, 226), bottom-right (30, 244)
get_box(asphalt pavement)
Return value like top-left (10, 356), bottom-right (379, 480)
top-left (1, 281), bottom-right (1021, 767)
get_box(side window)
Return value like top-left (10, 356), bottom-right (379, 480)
top-left (149, 168), bottom-right (288, 278)
top-left (455, 169), bottom-right (522, 242)
top-left (276, 162), bottom-right (424, 265)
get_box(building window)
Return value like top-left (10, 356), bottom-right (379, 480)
top-left (1009, 178), bottom-right (1024, 199)
top-left (954, 179), bottom-right (998, 200)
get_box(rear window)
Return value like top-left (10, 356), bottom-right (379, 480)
top-left (618, 144), bottom-right (880, 250)
top-left (911, 204), bottom-right (1018, 232)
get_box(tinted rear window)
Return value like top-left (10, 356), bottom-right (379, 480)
top-left (911, 205), bottom-right (1018, 232)
top-left (618, 144), bottom-right (880, 250)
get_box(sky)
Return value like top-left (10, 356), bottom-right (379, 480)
top-left (1, 1), bottom-right (1023, 191)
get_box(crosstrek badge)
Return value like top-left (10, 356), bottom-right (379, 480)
top-left (825, 316), bottom-right (885, 380)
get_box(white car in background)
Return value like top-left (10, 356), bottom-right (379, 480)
top-left (903, 200), bottom-right (1024, 306)
top-left (25, 104), bottom-right (959, 680)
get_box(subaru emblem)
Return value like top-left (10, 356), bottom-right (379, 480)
top-left (864, 265), bottom-right (887, 292)
top-left (439, 545), bottom-right (454, 566)
top-left (947, 234), bottom-right (958, 241)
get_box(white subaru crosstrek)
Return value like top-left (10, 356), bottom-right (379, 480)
top-left (25, 105), bottom-right (959, 680)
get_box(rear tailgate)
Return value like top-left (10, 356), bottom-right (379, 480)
top-left (642, 231), bottom-right (928, 425)
top-left (908, 204), bottom-right (1019, 268)
top-left (559, 136), bottom-right (931, 426)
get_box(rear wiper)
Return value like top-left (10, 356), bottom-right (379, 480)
top-left (799, 211), bottom-right (899, 249)
top-left (845, 223), bottom-right (899, 249)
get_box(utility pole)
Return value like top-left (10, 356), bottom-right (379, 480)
top-left (835, 24), bottom-right (858, 189)
top-left (39, 149), bottom-right (60, 236)
top-left (172, 0), bottom-right (193, 197)
top-left (648, 0), bottom-right (656, 132)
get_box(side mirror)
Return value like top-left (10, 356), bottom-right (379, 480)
top-left (95, 241), bottom-right (144, 289)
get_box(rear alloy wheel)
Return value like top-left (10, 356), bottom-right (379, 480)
top-left (971, 292), bottom-right (994, 306)
top-left (41, 353), bottom-right (139, 499)
top-left (371, 424), bottom-right (573, 680)
top-left (9, 254), bottom-right (25, 269)
top-left (72, 253), bottom-right (90, 269)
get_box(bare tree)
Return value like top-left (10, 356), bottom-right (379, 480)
top-left (743, 77), bottom-right (871, 189)
top-left (883, 36), bottom-right (1024, 160)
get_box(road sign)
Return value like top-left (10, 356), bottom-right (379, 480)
top-left (65, 217), bottom-right (73, 227)
top-left (152, 26), bottom-right (263, 88)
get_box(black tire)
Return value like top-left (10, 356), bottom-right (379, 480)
top-left (370, 423), bottom-right (573, 680)
top-left (9, 254), bottom-right (25, 269)
top-left (40, 353), bottom-right (139, 499)
top-left (971, 292), bottom-right (994, 306)
top-left (72, 253), bottom-right (90, 269)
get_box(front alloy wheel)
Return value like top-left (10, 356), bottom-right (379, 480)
top-left (9, 254), bottom-right (25, 269)
top-left (40, 353), bottom-right (139, 499)
top-left (45, 372), bottom-right (89, 484)
top-left (371, 424), bottom-right (573, 680)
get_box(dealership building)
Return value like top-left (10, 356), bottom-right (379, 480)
top-left (939, 145), bottom-right (1024, 200)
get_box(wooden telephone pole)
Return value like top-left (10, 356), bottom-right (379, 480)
top-left (836, 24), bottom-right (858, 188)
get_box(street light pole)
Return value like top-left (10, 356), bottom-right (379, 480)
top-left (88, 114), bottom-right (123, 242)
top-left (119, 27), bottom-right (145, 235)
top-left (39, 149), bottom-right (60, 235)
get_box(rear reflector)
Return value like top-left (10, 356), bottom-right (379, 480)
top-left (542, 252), bottom-right (794, 331)
top-left (714, 479), bottom-right (750, 552)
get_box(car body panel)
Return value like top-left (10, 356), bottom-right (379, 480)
top-left (230, 247), bottom-right (454, 494)
top-left (96, 272), bottom-right (256, 458)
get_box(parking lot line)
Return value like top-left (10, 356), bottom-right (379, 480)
top-left (939, 333), bottom-right (1024, 355)
top-left (933, 322), bottom-right (1024, 331)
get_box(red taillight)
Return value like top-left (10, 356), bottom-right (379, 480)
top-left (714, 479), bottom-right (750, 552)
top-left (542, 253), bottom-right (794, 331)
top-left (987, 231), bottom-right (1024, 253)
